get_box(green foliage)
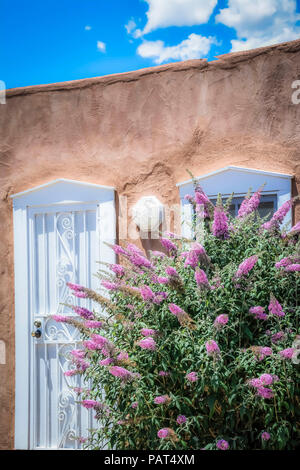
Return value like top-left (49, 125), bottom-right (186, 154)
top-left (65, 193), bottom-right (300, 451)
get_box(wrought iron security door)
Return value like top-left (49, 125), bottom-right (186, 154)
top-left (28, 204), bottom-right (99, 449)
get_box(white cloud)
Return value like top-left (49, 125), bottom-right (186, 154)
top-left (137, 33), bottom-right (217, 64)
top-left (97, 41), bottom-right (106, 53)
top-left (142, 0), bottom-right (218, 34)
top-left (85, 25), bottom-right (92, 31)
top-left (216, 0), bottom-right (300, 52)
top-left (125, 19), bottom-right (137, 34)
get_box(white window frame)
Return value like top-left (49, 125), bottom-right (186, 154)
top-left (177, 166), bottom-right (293, 238)
top-left (11, 178), bottom-right (116, 450)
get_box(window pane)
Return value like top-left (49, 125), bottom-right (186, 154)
top-left (257, 201), bottom-right (274, 219)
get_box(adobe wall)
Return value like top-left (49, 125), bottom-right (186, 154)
top-left (1, 38), bottom-right (300, 449)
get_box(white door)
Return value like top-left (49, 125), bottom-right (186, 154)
top-left (12, 180), bottom-right (116, 449)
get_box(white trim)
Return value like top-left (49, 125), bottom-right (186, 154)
top-left (13, 180), bottom-right (116, 449)
top-left (10, 178), bottom-right (115, 198)
top-left (176, 166), bottom-right (293, 187)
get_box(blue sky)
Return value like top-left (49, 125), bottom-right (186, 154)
top-left (2, 0), bottom-right (300, 89)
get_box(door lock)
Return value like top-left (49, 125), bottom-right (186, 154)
top-left (31, 329), bottom-right (42, 339)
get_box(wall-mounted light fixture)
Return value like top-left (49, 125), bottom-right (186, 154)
top-left (132, 196), bottom-right (164, 233)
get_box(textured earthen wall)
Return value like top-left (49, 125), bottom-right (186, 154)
top-left (1, 39), bottom-right (300, 449)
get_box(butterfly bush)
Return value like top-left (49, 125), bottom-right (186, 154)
top-left (53, 184), bottom-right (299, 451)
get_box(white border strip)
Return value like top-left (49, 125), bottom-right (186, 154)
top-left (176, 166), bottom-right (293, 187)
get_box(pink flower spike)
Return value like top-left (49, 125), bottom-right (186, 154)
top-left (235, 255), bottom-right (258, 279)
top-left (268, 296), bottom-right (285, 317)
top-left (84, 320), bottom-right (103, 328)
top-left (117, 351), bottom-right (129, 361)
top-left (52, 314), bottom-right (69, 323)
top-left (165, 266), bottom-right (179, 277)
top-left (140, 286), bottom-right (155, 301)
top-left (157, 428), bottom-right (170, 439)
top-left (249, 306), bottom-right (268, 320)
top-left (205, 340), bottom-right (220, 356)
top-left (141, 328), bottom-right (157, 337)
top-left (216, 439), bottom-right (229, 450)
top-left (168, 303), bottom-right (185, 317)
top-left (110, 264), bottom-right (125, 278)
top-left (279, 348), bottom-right (295, 359)
top-left (73, 291), bottom-right (88, 298)
top-left (285, 264), bottom-right (300, 272)
top-left (195, 269), bottom-right (210, 289)
top-left (73, 306), bottom-right (94, 319)
top-left (214, 314), bottom-right (228, 327)
top-left (99, 358), bottom-right (114, 366)
top-left (154, 395), bottom-right (169, 404)
top-left (261, 432), bottom-right (271, 441)
top-left (158, 371), bottom-right (169, 376)
top-left (212, 208), bottom-right (229, 239)
top-left (109, 366), bottom-right (133, 380)
top-left (256, 387), bottom-right (274, 399)
top-left (186, 371), bottom-right (198, 383)
top-left (101, 280), bottom-right (119, 291)
top-left (160, 238), bottom-right (177, 254)
top-left (259, 374), bottom-right (274, 385)
top-left (176, 415), bottom-right (187, 425)
top-left (81, 399), bottom-right (102, 409)
top-left (112, 244), bottom-right (127, 255)
top-left (67, 282), bottom-right (85, 291)
top-left (138, 337), bottom-right (157, 351)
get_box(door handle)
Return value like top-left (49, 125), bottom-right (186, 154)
top-left (31, 329), bottom-right (42, 339)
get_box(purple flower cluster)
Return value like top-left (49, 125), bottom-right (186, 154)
top-left (110, 264), bottom-right (125, 277)
top-left (176, 415), bottom-right (187, 425)
top-left (154, 395), bottom-right (170, 404)
top-left (268, 296), bottom-right (285, 317)
top-left (138, 337), bottom-right (157, 351)
top-left (195, 269), bottom-right (210, 289)
top-left (84, 320), bottom-right (103, 328)
top-left (160, 238), bottom-right (178, 254)
top-left (248, 373), bottom-right (279, 399)
top-left (165, 266), bottom-right (179, 277)
top-left (285, 264), bottom-right (300, 272)
top-left (139, 285), bottom-right (167, 304)
top-left (183, 242), bottom-right (207, 269)
top-left (249, 306), bottom-right (268, 320)
top-left (271, 331), bottom-right (285, 343)
top-left (238, 190), bottom-right (261, 218)
top-left (205, 340), bottom-right (220, 356)
top-left (186, 371), bottom-right (198, 383)
top-left (81, 399), bottom-right (103, 410)
top-left (279, 348), bottom-right (295, 359)
top-left (235, 255), bottom-right (258, 280)
top-left (73, 306), bottom-right (94, 319)
top-left (109, 366), bottom-right (133, 380)
top-left (261, 199), bottom-right (293, 231)
top-left (212, 207), bottom-right (229, 239)
top-left (214, 314), bottom-right (229, 328)
top-left (101, 280), bottom-right (119, 291)
top-left (157, 428), bottom-right (170, 439)
top-left (216, 439), bottom-right (229, 450)
top-left (195, 190), bottom-right (211, 219)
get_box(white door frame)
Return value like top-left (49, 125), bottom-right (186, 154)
top-left (11, 179), bottom-right (116, 449)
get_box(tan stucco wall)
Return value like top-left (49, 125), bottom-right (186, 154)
top-left (1, 39), bottom-right (300, 449)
